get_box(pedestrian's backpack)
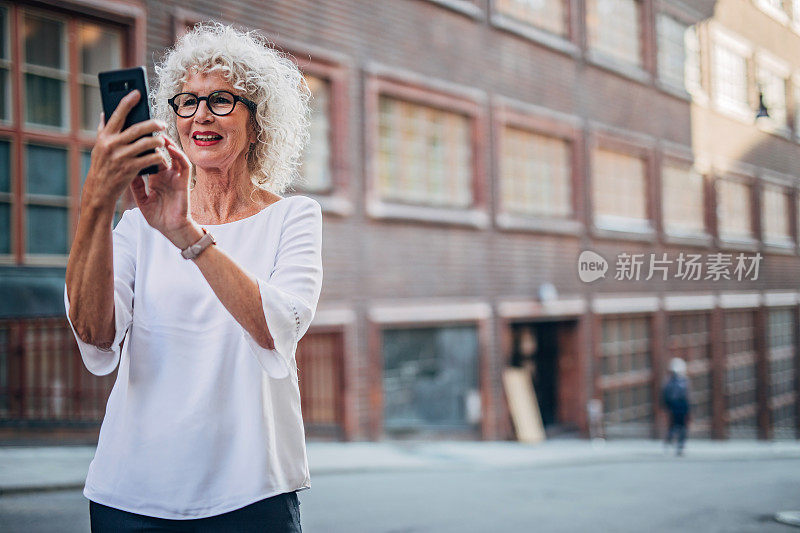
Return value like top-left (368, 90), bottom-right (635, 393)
top-left (663, 377), bottom-right (689, 414)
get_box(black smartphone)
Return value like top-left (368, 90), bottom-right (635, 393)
top-left (98, 66), bottom-right (158, 175)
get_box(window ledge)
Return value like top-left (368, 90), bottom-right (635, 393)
top-left (496, 212), bottom-right (583, 236)
top-left (490, 13), bottom-right (578, 58)
top-left (655, 80), bottom-right (692, 102)
top-left (591, 221), bottom-right (657, 243)
top-left (756, 121), bottom-right (792, 140)
top-left (420, 0), bottom-right (484, 20)
top-left (302, 192), bottom-right (354, 217)
top-left (717, 236), bottom-right (759, 252)
top-left (712, 99), bottom-right (755, 125)
top-left (762, 238), bottom-right (796, 255)
top-left (663, 231), bottom-right (714, 248)
top-left (21, 255), bottom-right (69, 267)
top-left (367, 199), bottom-right (490, 229)
top-left (585, 51), bottom-right (651, 86)
top-left (755, 1), bottom-right (790, 25)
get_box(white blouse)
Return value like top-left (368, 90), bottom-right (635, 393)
top-left (63, 195), bottom-right (323, 519)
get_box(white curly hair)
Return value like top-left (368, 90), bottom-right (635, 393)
top-left (151, 22), bottom-right (311, 195)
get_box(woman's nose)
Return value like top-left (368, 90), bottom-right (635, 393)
top-left (194, 100), bottom-right (214, 122)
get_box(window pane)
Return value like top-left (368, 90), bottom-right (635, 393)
top-left (24, 14), bottom-right (64, 69)
top-left (657, 14), bottom-right (687, 88)
top-left (495, 0), bottom-right (566, 36)
top-left (81, 150), bottom-right (92, 187)
top-left (717, 179), bottom-right (752, 239)
top-left (82, 84), bottom-right (102, 131)
top-left (26, 145), bottom-right (67, 196)
top-left (501, 127), bottom-right (572, 218)
top-left (714, 43), bottom-right (748, 110)
top-left (762, 185), bottom-right (790, 241)
top-left (0, 140), bottom-right (9, 192)
top-left (662, 163), bottom-right (704, 234)
top-left (758, 67), bottom-right (787, 127)
top-left (0, 69), bottom-right (7, 121)
top-left (79, 23), bottom-right (122, 75)
top-left (383, 326), bottom-right (480, 431)
top-left (593, 148), bottom-right (648, 227)
top-left (0, 6), bottom-right (7, 59)
top-left (378, 96), bottom-right (472, 208)
top-left (0, 202), bottom-right (9, 254)
top-left (25, 74), bottom-right (65, 127)
top-left (26, 205), bottom-right (68, 254)
top-left (587, 0), bottom-right (641, 66)
top-left (300, 75), bottom-right (332, 192)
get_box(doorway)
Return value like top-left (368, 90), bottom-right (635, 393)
top-left (510, 320), bottom-right (580, 434)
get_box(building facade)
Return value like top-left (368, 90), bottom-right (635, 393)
top-left (0, 0), bottom-right (798, 442)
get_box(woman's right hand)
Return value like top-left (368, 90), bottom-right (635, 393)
top-left (82, 90), bottom-right (169, 207)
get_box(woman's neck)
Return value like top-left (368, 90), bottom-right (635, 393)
top-left (190, 159), bottom-right (267, 224)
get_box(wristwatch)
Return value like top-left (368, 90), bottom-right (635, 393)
top-left (180, 227), bottom-right (216, 260)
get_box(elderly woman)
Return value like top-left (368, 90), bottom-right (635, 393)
top-left (64, 23), bottom-right (321, 531)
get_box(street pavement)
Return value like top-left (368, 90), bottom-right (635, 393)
top-left (1, 438), bottom-right (800, 494)
top-left (1, 438), bottom-right (799, 532)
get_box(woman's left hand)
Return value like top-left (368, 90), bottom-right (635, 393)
top-left (130, 135), bottom-right (194, 244)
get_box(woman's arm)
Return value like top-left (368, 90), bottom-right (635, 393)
top-left (66, 90), bottom-right (167, 348)
top-left (65, 201), bottom-right (118, 348)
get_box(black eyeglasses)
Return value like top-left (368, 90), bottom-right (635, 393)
top-left (167, 90), bottom-right (257, 118)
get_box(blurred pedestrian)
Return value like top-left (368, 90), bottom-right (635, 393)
top-left (662, 358), bottom-right (690, 456)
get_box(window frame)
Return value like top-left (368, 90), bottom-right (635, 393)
top-left (709, 26), bottom-right (754, 123)
top-left (0, 2), bottom-right (142, 266)
top-left (493, 97), bottom-right (583, 235)
top-left (489, 0), bottom-right (579, 57)
top-left (660, 148), bottom-right (710, 245)
top-left (584, 0), bottom-right (651, 85)
top-left (364, 64), bottom-right (489, 228)
top-left (714, 170), bottom-right (759, 251)
top-left (755, 50), bottom-right (791, 138)
top-left (759, 172), bottom-right (796, 252)
top-left (588, 127), bottom-right (657, 241)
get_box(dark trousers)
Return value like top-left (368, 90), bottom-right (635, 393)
top-left (89, 491), bottom-right (301, 532)
top-left (665, 412), bottom-right (688, 453)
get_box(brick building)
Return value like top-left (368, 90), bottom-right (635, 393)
top-left (0, 0), bottom-right (798, 442)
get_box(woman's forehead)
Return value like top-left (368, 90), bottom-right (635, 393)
top-left (180, 70), bottom-right (234, 92)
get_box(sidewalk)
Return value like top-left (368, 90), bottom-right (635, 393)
top-left (1, 438), bottom-right (799, 495)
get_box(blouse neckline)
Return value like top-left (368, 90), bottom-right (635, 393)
top-left (197, 197), bottom-right (287, 228)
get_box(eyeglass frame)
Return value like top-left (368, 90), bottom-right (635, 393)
top-left (167, 90), bottom-right (257, 118)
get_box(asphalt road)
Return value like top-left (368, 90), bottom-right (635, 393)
top-left (1, 456), bottom-right (797, 532)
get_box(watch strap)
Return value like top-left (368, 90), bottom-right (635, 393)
top-left (180, 228), bottom-right (216, 260)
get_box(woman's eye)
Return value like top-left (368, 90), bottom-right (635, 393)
top-left (180, 98), bottom-right (197, 107)
top-left (212, 96), bottom-right (232, 104)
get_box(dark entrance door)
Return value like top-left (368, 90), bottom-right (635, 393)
top-left (510, 321), bottom-right (560, 428)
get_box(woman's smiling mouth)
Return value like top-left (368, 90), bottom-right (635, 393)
top-left (192, 131), bottom-right (223, 145)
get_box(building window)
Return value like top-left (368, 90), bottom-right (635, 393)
top-left (684, 25), bottom-right (703, 96)
top-left (717, 179), bottom-right (753, 240)
top-left (586, 0), bottom-right (641, 67)
top-left (600, 316), bottom-right (653, 433)
top-left (761, 184), bottom-right (791, 244)
top-left (0, 5), bottom-right (9, 123)
top-left (662, 162), bottom-right (705, 235)
top-left (494, 0), bottom-right (566, 36)
top-left (794, 82), bottom-right (800, 138)
top-left (0, 139), bottom-right (9, 255)
top-left (712, 36), bottom-right (750, 118)
top-left (23, 12), bottom-right (68, 129)
top-left (667, 313), bottom-right (712, 436)
top-left (0, 5), bottom-right (126, 262)
top-left (723, 310), bottom-right (758, 438)
top-left (377, 96), bottom-right (472, 208)
top-left (500, 127), bottom-right (572, 218)
top-left (768, 308), bottom-right (796, 439)
top-left (656, 14), bottom-right (690, 90)
top-left (299, 75), bottom-right (332, 193)
top-left (78, 22), bottom-right (122, 132)
top-left (382, 325), bottom-right (480, 433)
top-left (757, 63), bottom-right (788, 132)
top-left (592, 148), bottom-right (649, 230)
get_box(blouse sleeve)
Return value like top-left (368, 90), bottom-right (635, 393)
top-left (63, 209), bottom-right (137, 376)
top-left (240, 197), bottom-right (323, 380)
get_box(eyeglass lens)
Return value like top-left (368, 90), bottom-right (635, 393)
top-left (174, 91), bottom-right (236, 117)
